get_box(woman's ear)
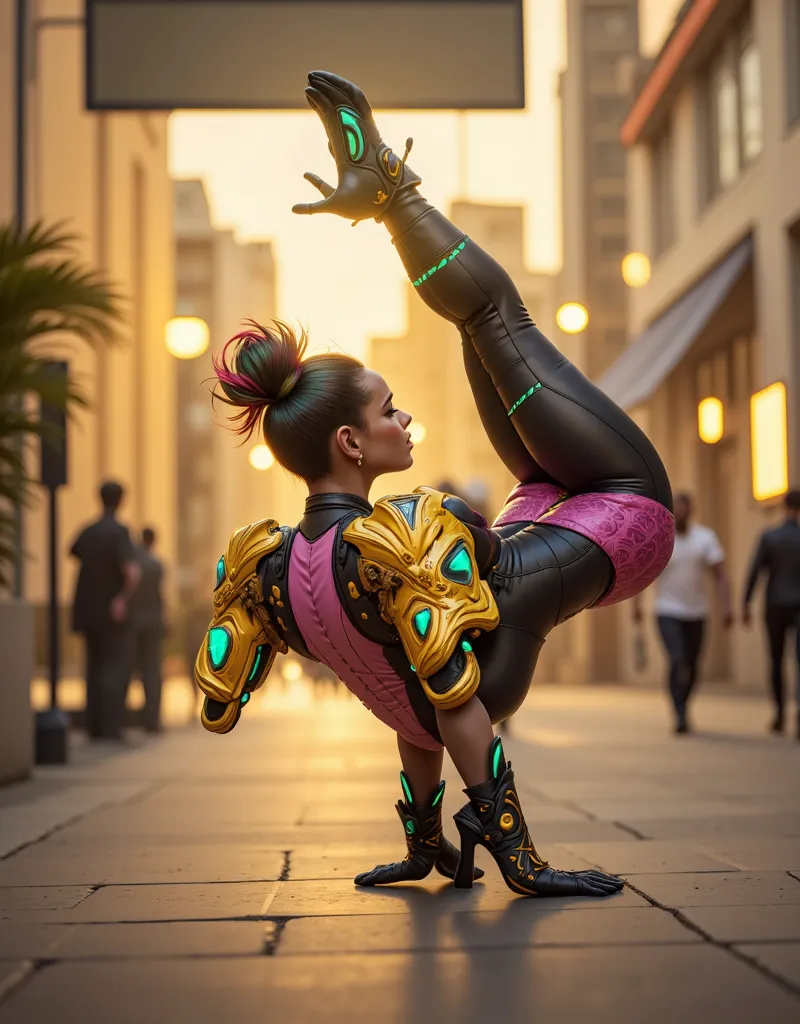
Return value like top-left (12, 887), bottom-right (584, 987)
top-left (335, 425), bottom-right (361, 462)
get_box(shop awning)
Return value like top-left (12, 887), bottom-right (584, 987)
top-left (598, 236), bottom-right (753, 410)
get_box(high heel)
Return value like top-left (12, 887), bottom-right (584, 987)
top-left (453, 738), bottom-right (625, 899)
top-left (453, 819), bottom-right (479, 889)
top-left (354, 772), bottom-right (484, 887)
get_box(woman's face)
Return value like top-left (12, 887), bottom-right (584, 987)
top-left (358, 369), bottom-right (414, 474)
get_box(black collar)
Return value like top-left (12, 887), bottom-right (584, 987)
top-left (298, 493), bottom-right (372, 541)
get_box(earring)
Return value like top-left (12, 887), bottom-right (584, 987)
top-left (357, 454), bottom-right (363, 467)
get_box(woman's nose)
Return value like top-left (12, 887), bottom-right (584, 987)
top-left (400, 411), bottom-right (412, 428)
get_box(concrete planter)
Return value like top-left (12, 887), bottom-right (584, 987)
top-left (0, 598), bottom-right (34, 784)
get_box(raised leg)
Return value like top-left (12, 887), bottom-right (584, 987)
top-left (385, 197), bottom-right (671, 509)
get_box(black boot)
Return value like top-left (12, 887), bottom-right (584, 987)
top-left (453, 738), bottom-right (624, 897)
top-left (354, 773), bottom-right (485, 886)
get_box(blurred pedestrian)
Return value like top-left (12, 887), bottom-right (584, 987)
top-left (70, 481), bottom-right (140, 740)
top-left (129, 527), bottom-right (167, 733)
top-left (742, 488), bottom-right (800, 737)
top-left (635, 493), bottom-right (733, 734)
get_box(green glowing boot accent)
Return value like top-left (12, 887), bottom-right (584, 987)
top-left (507, 381), bottom-right (543, 417)
top-left (215, 555), bottom-right (226, 590)
top-left (413, 607), bottom-right (432, 639)
top-left (353, 774), bottom-right (484, 887)
top-left (207, 626), bottom-right (232, 670)
top-left (461, 639), bottom-right (473, 654)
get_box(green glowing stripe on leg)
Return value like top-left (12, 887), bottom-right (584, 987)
top-left (507, 381), bottom-right (542, 417)
top-left (412, 237), bottom-right (470, 288)
top-left (431, 781), bottom-right (445, 808)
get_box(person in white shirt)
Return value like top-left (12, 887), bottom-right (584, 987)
top-left (635, 493), bottom-right (733, 733)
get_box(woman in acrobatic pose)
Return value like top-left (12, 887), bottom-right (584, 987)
top-left (195, 72), bottom-right (674, 898)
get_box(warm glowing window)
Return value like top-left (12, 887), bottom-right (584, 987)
top-left (750, 383), bottom-right (789, 500)
top-left (698, 398), bottom-right (724, 444)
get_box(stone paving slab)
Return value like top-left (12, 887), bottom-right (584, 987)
top-left (630, 814), bottom-right (800, 841)
top-left (559, 840), bottom-right (738, 874)
top-left (278, 904), bottom-right (700, 955)
top-left (268, 876), bottom-right (644, 918)
top-left (3, 882), bottom-right (279, 924)
top-left (736, 943), bottom-right (800, 989)
top-left (574, 798), bottom-right (768, 822)
top-left (0, 846), bottom-right (285, 887)
top-left (0, 887), bottom-right (94, 915)
top-left (55, 922), bottom-right (266, 959)
top-left (627, 872), bottom-right (800, 908)
top-left (2, 946), bottom-right (799, 1024)
top-left (0, 925), bottom-right (75, 959)
top-left (679, 905), bottom-right (800, 942)
top-left (699, 839), bottom-right (800, 871)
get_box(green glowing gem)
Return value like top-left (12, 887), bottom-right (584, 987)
top-left (208, 627), bottom-right (232, 670)
top-left (437, 258), bottom-right (447, 269)
top-left (405, 820), bottom-right (416, 835)
top-left (410, 664), bottom-right (416, 673)
top-left (431, 782), bottom-right (445, 808)
top-left (461, 640), bottom-right (473, 653)
top-left (413, 607), bottom-right (432, 639)
top-left (215, 555), bottom-right (225, 589)
top-left (444, 544), bottom-right (473, 584)
top-left (247, 644), bottom-right (266, 684)
top-left (240, 692), bottom-right (250, 705)
top-left (339, 108), bottom-right (365, 161)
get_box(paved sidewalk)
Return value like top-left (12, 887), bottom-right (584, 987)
top-left (1, 681), bottom-right (799, 1022)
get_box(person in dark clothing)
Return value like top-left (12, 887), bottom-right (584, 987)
top-left (70, 481), bottom-right (141, 740)
top-left (129, 527), bottom-right (167, 733)
top-left (743, 489), bottom-right (800, 737)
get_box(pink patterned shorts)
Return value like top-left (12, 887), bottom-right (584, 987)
top-left (493, 483), bottom-right (675, 607)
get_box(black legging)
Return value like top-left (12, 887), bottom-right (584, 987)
top-left (385, 198), bottom-right (672, 510)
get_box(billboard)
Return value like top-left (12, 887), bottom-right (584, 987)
top-left (86, 0), bottom-right (525, 110)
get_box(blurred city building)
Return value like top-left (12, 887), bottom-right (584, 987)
top-left (600, 0), bottom-right (800, 688)
top-left (0, 0), bottom-right (175, 672)
top-left (368, 200), bottom-right (555, 511)
top-left (174, 180), bottom-right (305, 666)
top-left (555, 0), bottom-right (645, 684)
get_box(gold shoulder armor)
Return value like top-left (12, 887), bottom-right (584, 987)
top-left (343, 487), bottom-right (499, 710)
top-left (195, 519), bottom-right (288, 734)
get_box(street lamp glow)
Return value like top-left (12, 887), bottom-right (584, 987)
top-left (621, 252), bottom-right (652, 288)
top-left (282, 658), bottom-right (303, 682)
top-left (556, 302), bottom-right (589, 334)
top-left (751, 382), bottom-right (788, 500)
top-left (249, 444), bottom-right (275, 471)
top-left (408, 422), bottom-right (427, 444)
top-left (698, 397), bottom-right (724, 444)
top-left (165, 316), bottom-right (209, 359)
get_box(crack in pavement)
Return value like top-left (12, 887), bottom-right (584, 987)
top-left (623, 879), bottom-right (800, 1000)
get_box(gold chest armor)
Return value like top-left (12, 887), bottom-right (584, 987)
top-left (194, 519), bottom-right (287, 734)
top-left (343, 487), bottom-right (499, 709)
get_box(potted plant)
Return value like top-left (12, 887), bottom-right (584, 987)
top-left (0, 221), bottom-right (120, 782)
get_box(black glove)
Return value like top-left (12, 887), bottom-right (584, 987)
top-left (292, 71), bottom-right (420, 223)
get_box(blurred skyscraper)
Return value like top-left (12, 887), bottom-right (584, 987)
top-left (173, 180), bottom-right (305, 665)
top-left (555, 0), bottom-right (644, 684)
top-left (0, 0), bottom-right (175, 673)
top-left (601, 0), bottom-right (800, 689)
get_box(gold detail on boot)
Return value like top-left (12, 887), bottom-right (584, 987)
top-left (500, 812), bottom-right (515, 831)
top-left (348, 581), bottom-right (361, 599)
